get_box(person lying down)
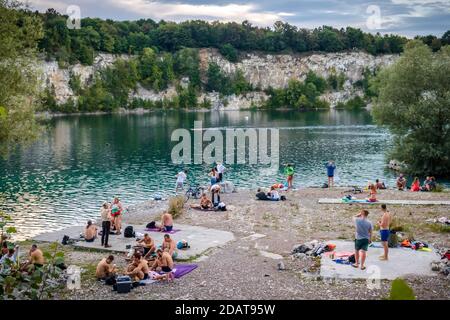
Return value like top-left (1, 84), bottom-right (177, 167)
top-left (255, 187), bottom-right (286, 201)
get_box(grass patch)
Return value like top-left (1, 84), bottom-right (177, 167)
top-left (168, 195), bottom-right (185, 218)
top-left (424, 223), bottom-right (450, 234)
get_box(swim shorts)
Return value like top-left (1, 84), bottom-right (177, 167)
top-left (164, 225), bottom-right (173, 232)
top-left (380, 229), bottom-right (390, 242)
top-left (162, 266), bottom-right (172, 273)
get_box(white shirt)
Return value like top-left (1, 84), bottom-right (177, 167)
top-left (270, 190), bottom-right (280, 200)
top-left (176, 171), bottom-right (187, 183)
top-left (217, 164), bottom-right (225, 174)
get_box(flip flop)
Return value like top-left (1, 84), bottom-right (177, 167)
top-left (351, 263), bottom-right (359, 268)
top-left (361, 266), bottom-right (366, 270)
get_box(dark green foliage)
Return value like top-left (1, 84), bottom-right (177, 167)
top-left (220, 43), bottom-right (238, 62)
top-left (372, 41), bottom-right (450, 177)
top-left (206, 63), bottom-right (252, 96)
top-left (335, 96), bottom-right (366, 110)
top-left (36, 9), bottom-right (446, 66)
top-left (327, 70), bottom-right (346, 91)
top-left (264, 73), bottom-right (330, 109)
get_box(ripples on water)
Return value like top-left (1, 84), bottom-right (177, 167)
top-left (0, 110), bottom-right (402, 240)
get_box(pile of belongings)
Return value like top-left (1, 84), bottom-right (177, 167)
top-left (401, 239), bottom-right (432, 252)
top-left (292, 240), bottom-right (336, 258)
top-left (425, 217), bottom-right (450, 226)
top-left (431, 250), bottom-right (450, 278)
top-left (329, 252), bottom-right (356, 265)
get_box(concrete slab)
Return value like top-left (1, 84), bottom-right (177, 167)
top-left (33, 223), bottom-right (235, 260)
top-left (320, 240), bottom-right (440, 280)
top-left (259, 250), bottom-right (283, 260)
top-left (318, 198), bottom-right (450, 205)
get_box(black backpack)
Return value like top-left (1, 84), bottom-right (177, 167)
top-left (62, 235), bottom-right (70, 245)
top-left (124, 226), bottom-right (135, 238)
top-left (146, 221), bottom-right (156, 229)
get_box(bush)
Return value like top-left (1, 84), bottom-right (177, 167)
top-left (168, 196), bottom-right (185, 218)
top-left (335, 96), bottom-right (366, 110)
top-left (220, 43), bottom-right (238, 62)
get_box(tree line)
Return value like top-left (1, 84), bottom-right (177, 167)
top-left (38, 8), bottom-right (450, 66)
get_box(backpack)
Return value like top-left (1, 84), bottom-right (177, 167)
top-left (124, 226), bottom-right (135, 238)
top-left (348, 254), bottom-right (356, 264)
top-left (62, 235), bottom-right (70, 245)
top-left (177, 241), bottom-right (190, 250)
top-left (146, 221), bottom-right (156, 229)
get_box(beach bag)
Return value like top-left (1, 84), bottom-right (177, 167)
top-left (280, 195), bottom-right (287, 201)
top-left (388, 231), bottom-right (399, 248)
top-left (124, 226), bottom-right (135, 238)
top-left (62, 235), bottom-right (70, 245)
top-left (177, 240), bottom-right (190, 250)
top-left (348, 254), bottom-right (356, 264)
top-left (146, 221), bottom-right (156, 229)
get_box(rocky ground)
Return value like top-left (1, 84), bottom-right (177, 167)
top-left (36, 187), bottom-right (449, 300)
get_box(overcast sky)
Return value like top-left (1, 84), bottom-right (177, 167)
top-left (29, 0), bottom-right (450, 37)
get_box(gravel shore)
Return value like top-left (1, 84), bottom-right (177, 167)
top-left (48, 187), bottom-right (449, 300)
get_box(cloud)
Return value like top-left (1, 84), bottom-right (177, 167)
top-left (28, 0), bottom-right (450, 36)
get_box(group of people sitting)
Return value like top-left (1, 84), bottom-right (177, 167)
top-left (96, 233), bottom-right (178, 283)
top-left (396, 174), bottom-right (437, 192)
top-left (0, 241), bottom-right (46, 273)
top-left (255, 184), bottom-right (287, 201)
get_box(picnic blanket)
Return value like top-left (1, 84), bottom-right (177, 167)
top-left (139, 264), bottom-right (198, 285)
top-left (145, 228), bottom-right (181, 234)
top-left (190, 206), bottom-right (217, 212)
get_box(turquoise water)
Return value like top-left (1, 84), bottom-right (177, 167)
top-left (0, 109), bottom-right (398, 239)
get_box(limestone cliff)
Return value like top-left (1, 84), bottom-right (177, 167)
top-left (40, 49), bottom-right (398, 109)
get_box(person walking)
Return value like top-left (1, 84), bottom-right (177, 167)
top-left (100, 202), bottom-right (112, 248)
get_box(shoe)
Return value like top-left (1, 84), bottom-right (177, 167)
top-left (379, 256), bottom-right (388, 261)
top-left (104, 244), bottom-right (112, 248)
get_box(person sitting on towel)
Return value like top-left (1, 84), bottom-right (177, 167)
top-left (396, 174), bottom-right (407, 191)
top-left (158, 212), bottom-right (173, 232)
top-left (151, 249), bottom-right (175, 281)
top-left (137, 234), bottom-right (156, 258)
top-left (190, 193), bottom-right (213, 210)
top-left (84, 220), bottom-right (98, 242)
top-left (161, 234), bottom-right (178, 259)
top-left (256, 188), bottom-right (269, 200)
top-left (125, 252), bottom-right (149, 281)
top-left (268, 186), bottom-right (280, 201)
top-left (96, 255), bottom-right (116, 280)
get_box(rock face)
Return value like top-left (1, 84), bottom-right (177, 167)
top-left (40, 49), bottom-right (398, 109)
top-left (39, 53), bottom-right (130, 104)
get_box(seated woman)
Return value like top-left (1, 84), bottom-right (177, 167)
top-left (410, 177), bottom-right (420, 192)
top-left (421, 176), bottom-right (436, 192)
top-left (190, 193), bottom-right (213, 210)
top-left (367, 184), bottom-right (378, 202)
top-left (268, 186), bottom-right (281, 201)
top-left (84, 220), bottom-right (98, 242)
top-left (375, 179), bottom-right (386, 190)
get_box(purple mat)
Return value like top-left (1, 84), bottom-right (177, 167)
top-left (173, 264), bottom-right (198, 278)
top-left (145, 228), bottom-right (181, 234)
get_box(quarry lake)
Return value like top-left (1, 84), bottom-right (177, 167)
top-left (0, 109), bottom-right (398, 239)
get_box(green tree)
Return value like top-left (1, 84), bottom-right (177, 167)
top-left (219, 43), bottom-right (238, 62)
top-left (372, 41), bottom-right (450, 176)
top-left (0, 0), bottom-right (44, 153)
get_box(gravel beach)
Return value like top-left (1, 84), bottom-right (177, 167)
top-left (44, 187), bottom-right (449, 300)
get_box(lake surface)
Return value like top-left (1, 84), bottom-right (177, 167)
top-left (0, 109), bottom-right (400, 240)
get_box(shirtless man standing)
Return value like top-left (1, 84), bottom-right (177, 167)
top-left (378, 204), bottom-right (392, 261)
top-left (96, 255), bottom-right (116, 280)
top-left (137, 234), bottom-right (156, 258)
top-left (151, 249), bottom-right (175, 281)
top-left (161, 234), bottom-right (178, 259)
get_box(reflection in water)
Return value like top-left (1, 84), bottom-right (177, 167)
top-left (0, 109), bottom-right (406, 240)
